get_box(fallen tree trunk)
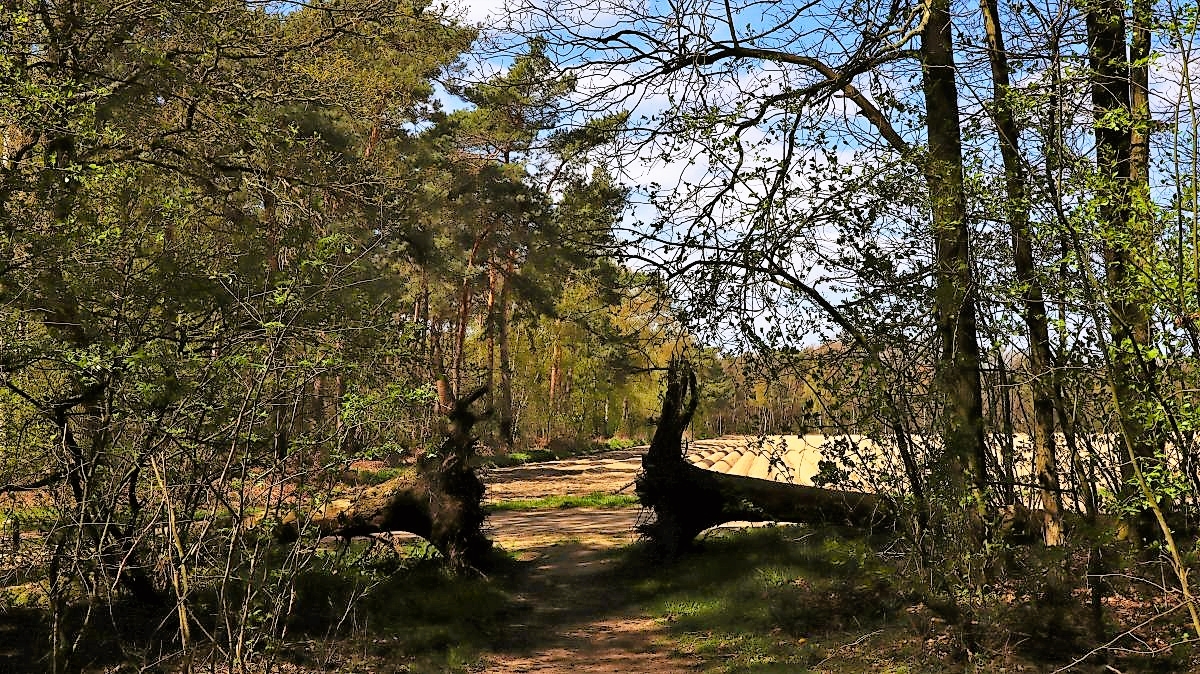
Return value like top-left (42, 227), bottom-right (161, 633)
top-left (280, 386), bottom-right (492, 570)
top-left (637, 360), bottom-right (895, 557)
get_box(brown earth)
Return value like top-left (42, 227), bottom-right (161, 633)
top-left (471, 437), bottom-right (894, 673)
top-left (474, 540), bottom-right (701, 674)
top-left (480, 448), bottom-right (645, 504)
top-left (476, 448), bottom-right (701, 673)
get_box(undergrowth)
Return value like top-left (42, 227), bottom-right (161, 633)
top-left (5, 519), bottom-right (1199, 672)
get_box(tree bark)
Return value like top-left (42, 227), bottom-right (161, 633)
top-left (920, 0), bottom-right (988, 510)
top-left (453, 233), bottom-right (488, 396)
top-left (485, 261), bottom-right (497, 412)
top-left (547, 337), bottom-right (562, 437)
top-left (1087, 0), bottom-right (1160, 541)
top-left (980, 0), bottom-right (1063, 543)
top-left (636, 360), bottom-right (894, 557)
top-left (497, 258), bottom-right (516, 449)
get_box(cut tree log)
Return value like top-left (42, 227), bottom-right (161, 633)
top-left (279, 386), bottom-right (492, 570)
top-left (637, 360), bottom-right (895, 557)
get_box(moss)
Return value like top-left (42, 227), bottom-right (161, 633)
top-left (0, 582), bottom-right (48, 608)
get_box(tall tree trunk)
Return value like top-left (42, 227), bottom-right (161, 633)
top-left (621, 395), bottom-right (630, 436)
top-left (547, 337), bottom-right (562, 438)
top-left (995, 352), bottom-right (1017, 506)
top-left (453, 276), bottom-right (473, 398)
top-left (921, 0), bottom-right (989, 510)
top-left (335, 364), bottom-right (347, 454)
top-left (453, 235), bottom-right (488, 396)
top-left (980, 0), bottom-right (1063, 543)
top-left (1087, 0), bottom-right (1160, 541)
top-left (416, 272), bottom-right (429, 362)
top-left (431, 321), bottom-right (455, 415)
top-left (497, 259), bottom-right (515, 450)
top-left (485, 261), bottom-right (497, 412)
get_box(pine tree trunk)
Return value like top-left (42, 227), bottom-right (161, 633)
top-left (547, 339), bottom-right (562, 437)
top-left (497, 260), bottom-right (515, 450)
top-left (485, 261), bottom-right (497, 412)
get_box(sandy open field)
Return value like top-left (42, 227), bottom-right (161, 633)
top-left (484, 432), bottom-right (1134, 513)
top-left (683, 434), bottom-right (905, 486)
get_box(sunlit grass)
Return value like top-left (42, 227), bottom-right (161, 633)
top-left (615, 527), bottom-right (928, 673)
top-left (487, 492), bottom-right (639, 511)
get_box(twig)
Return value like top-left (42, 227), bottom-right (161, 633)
top-left (814, 629), bottom-right (884, 668)
top-left (1052, 601), bottom-right (1189, 672)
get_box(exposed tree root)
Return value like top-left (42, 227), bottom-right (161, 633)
top-left (636, 360), bottom-right (895, 557)
top-left (281, 387), bottom-right (492, 570)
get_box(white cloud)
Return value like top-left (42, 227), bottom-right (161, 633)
top-left (451, 0), bottom-right (510, 26)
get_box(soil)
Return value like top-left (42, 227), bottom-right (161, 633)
top-left (476, 448), bottom-right (701, 673)
top-left (475, 541), bottom-right (700, 673)
top-left (480, 448), bottom-right (645, 504)
top-left (470, 437), bottom-right (882, 672)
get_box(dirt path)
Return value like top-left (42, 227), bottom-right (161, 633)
top-left (476, 450), bottom-right (701, 673)
top-left (476, 541), bottom-right (700, 673)
top-left (486, 508), bottom-right (643, 549)
top-left (480, 448), bottom-right (645, 503)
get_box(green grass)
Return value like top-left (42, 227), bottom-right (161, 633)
top-left (479, 437), bottom-right (647, 469)
top-left (344, 465), bottom-right (415, 485)
top-left (487, 492), bottom-right (639, 511)
top-left (270, 549), bottom-right (522, 673)
top-left (613, 527), bottom-right (930, 673)
top-left (478, 448), bottom-right (559, 468)
top-left (0, 506), bottom-right (60, 529)
top-left (605, 436), bottom-right (643, 451)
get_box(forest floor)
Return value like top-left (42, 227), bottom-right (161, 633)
top-left (478, 448), bottom-right (698, 673)
top-left (471, 447), bottom-right (935, 674)
top-left (4, 441), bottom-right (1188, 672)
top-left (465, 443), bottom-right (1196, 674)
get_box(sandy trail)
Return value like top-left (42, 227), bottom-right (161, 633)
top-left (486, 508), bottom-right (643, 549)
top-left (477, 449), bottom-right (699, 673)
top-left (473, 436), bottom-right (886, 673)
top-left (481, 448), bottom-right (645, 503)
top-left (475, 541), bottom-right (700, 673)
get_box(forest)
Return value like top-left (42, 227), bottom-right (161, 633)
top-left (1, 0), bottom-right (1200, 670)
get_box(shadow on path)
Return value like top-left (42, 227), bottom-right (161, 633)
top-left (479, 540), bottom-right (701, 674)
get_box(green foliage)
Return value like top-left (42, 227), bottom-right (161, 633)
top-left (0, 0), bottom-right (662, 666)
top-left (0, 0), bottom-right (490, 668)
top-left (344, 465), bottom-right (417, 486)
top-left (606, 436), bottom-right (641, 450)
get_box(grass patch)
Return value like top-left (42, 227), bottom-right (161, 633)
top-left (605, 436), bottom-right (642, 451)
top-left (479, 449), bottom-right (557, 468)
top-left (487, 492), bottom-right (639, 511)
top-left (268, 548), bottom-right (522, 673)
top-left (479, 436), bottom-right (647, 468)
top-left (615, 526), bottom-right (930, 673)
top-left (0, 506), bottom-right (60, 529)
top-left (344, 465), bottom-right (415, 485)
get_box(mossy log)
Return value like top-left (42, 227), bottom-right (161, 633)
top-left (637, 360), bottom-right (895, 557)
top-left (280, 387), bottom-right (491, 570)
